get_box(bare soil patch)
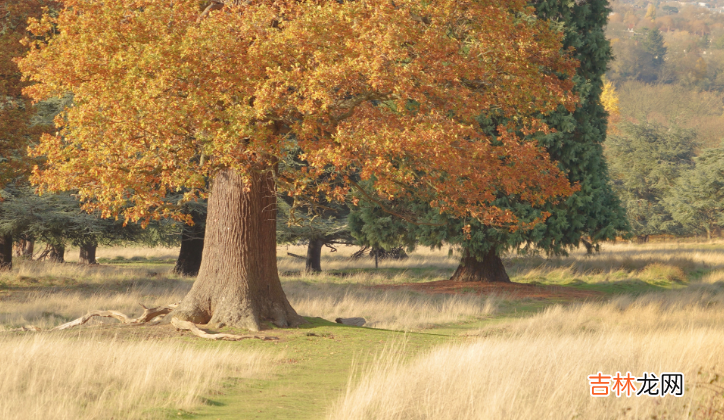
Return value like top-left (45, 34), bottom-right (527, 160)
top-left (373, 280), bottom-right (603, 301)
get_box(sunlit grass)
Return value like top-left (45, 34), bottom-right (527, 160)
top-left (331, 285), bottom-right (724, 420)
top-left (0, 334), bottom-right (274, 420)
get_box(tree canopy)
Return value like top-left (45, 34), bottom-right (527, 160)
top-left (20, 0), bottom-right (578, 228)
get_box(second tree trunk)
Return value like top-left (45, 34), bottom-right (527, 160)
top-left (450, 248), bottom-right (510, 283)
top-left (0, 234), bottom-right (12, 270)
top-left (79, 243), bottom-right (97, 264)
top-left (48, 244), bottom-right (65, 263)
top-left (305, 238), bottom-right (324, 273)
top-left (173, 212), bottom-right (205, 277)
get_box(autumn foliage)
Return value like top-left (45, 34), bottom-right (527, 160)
top-left (0, 1), bottom-right (55, 188)
top-left (20, 0), bottom-right (579, 227)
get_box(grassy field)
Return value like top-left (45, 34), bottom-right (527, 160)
top-left (1, 241), bottom-right (724, 419)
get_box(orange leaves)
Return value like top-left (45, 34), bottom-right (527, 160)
top-left (0, 0), bottom-right (58, 187)
top-left (19, 0), bottom-right (578, 227)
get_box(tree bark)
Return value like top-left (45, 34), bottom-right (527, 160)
top-left (21, 239), bottom-right (35, 260)
top-left (79, 243), bottom-right (98, 264)
top-left (173, 212), bottom-right (205, 276)
top-left (450, 248), bottom-right (511, 283)
top-left (16, 238), bottom-right (35, 258)
top-left (169, 167), bottom-right (303, 331)
top-left (0, 234), bottom-right (12, 270)
top-left (305, 237), bottom-right (324, 273)
top-left (48, 244), bottom-right (65, 263)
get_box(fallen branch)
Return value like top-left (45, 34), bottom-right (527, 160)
top-left (171, 318), bottom-right (278, 341)
top-left (287, 252), bottom-right (306, 260)
top-left (51, 303), bottom-right (179, 331)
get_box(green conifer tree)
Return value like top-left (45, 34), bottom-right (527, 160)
top-left (607, 123), bottom-right (696, 241)
top-left (665, 144), bottom-right (724, 240)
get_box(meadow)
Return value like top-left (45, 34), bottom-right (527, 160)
top-left (1, 241), bottom-right (723, 419)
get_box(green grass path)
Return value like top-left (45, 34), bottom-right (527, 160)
top-left (184, 318), bottom-right (452, 420)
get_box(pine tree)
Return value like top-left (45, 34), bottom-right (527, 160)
top-left (607, 123), bottom-right (696, 241)
top-left (665, 144), bottom-right (724, 240)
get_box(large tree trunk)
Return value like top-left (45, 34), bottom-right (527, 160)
top-left (450, 248), bottom-right (510, 283)
top-left (48, 244), bottom-right (65, 263)
top-left (170, 168), bottom-right (303, 331)
top-left (173, 211), bottom-right (205, 277)
top-left (0, 234), bottom-right (12, 270)
top-left (305, 238), bottom-right (324, 273)
top-left (79, 243), bottom-right (98, 264)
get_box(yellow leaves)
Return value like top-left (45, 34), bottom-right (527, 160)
top-left (601, 76), bottom-right (619, 116)
top-left (19, 0), bottom-right (578, 226)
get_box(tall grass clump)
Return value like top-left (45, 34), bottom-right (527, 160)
top-left (0, 334), bottom-right (273, 420)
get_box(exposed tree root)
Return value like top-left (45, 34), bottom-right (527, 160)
top-left (170, 318), bottom-right (278, 341)
top-left (3, 302), bottom-right (278, 341)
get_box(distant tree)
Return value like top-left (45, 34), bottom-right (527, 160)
top-left (277, 199), bottom-right (353, 273)
top-left (606, 123), bottom-right (697, 240)
top-left (645, 3), bottom-right (656, 20)
top-left (661, 5), bottom-right (678, 15)
top-left (641, 28), bottom-right (667, 71)
top-left (665, 144), bottom-right (724, 239)
top-left (347, 199), bottom-right (417, 268)
top-left (0, 186), bottom-right (137, 263)
top-left (601, 76), bottom-right (621, 125)
top-left (609, 28), bottom-right (667, 83)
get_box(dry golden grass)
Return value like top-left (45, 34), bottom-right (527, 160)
top-left (0, 285), bottom-right (189, 330)
top-left (1, 258), bottom-right (176, 285)
top-left (5, 241), bottom-right (724, 419)
top-left (330, 285), bottom-right (724, 420)
top-left (285, 282), bottom-right (497, 330)
top-left (0, 333), bottom-right (274, 420)
top-left (277, 240), bottom-right (724, 286)
top-left (0, 259), bottom-right (495, 331)
top-left (276, 244), bottom-right (458, 275)
top-left (63, 246), bottom-right (179, 263)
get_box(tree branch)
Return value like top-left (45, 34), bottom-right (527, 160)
top-left (348, 180), bottom-right (444, 226)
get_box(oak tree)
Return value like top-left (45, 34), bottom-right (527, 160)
top-left (20, 0), bottom-right (578, 330)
